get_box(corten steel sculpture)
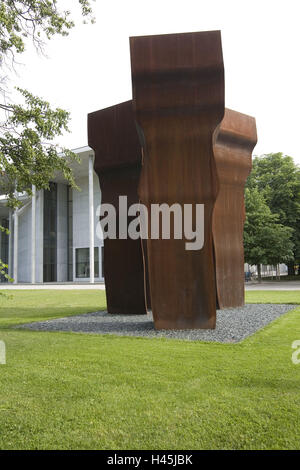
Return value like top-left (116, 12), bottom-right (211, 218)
top-left (213, 109), bottom-right (257, 309)
top-left (130, 31), bottom-right (225, 329)
top-left (88, 101), bottom-right (148, 315)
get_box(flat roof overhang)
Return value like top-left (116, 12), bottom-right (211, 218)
top-left (0, 146), bottom-right (94, 201)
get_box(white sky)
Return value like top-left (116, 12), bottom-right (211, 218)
top-left (10, 0), bottom-right (300, 163)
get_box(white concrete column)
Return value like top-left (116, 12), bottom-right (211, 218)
top-left (89, 154), bottom-right (95, 283)
top-left (31, 185), bottom-right (36, 284)
top-left (8, 210), bottom-right (13, 278)
top-left (13, 210), bottom-right (18, 283)
top-left (35, 189), bottom-right (44, 283)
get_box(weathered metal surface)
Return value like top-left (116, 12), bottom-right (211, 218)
top-left (130, 31), bottom-right (225, 329)
top-left (88, 101), bottom-right (147, 314)
top-left (213, 108), bottom-right (257, 309)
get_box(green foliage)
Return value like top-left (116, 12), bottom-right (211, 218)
top-left (0, 259), bottom-right (10, 280)
top-left (0, 1), bottom-right (94, 62)
top-left (0, 1), bottom-right (94, 280)
top-left (0, 87), bottom-right (79, 208)
top-left (0, 1), bottom-right (94, 207)
top-left (244, 187), bottom-right (294, 268)
top-left (247, 153), bottom-right (300, 261)
top-left (0, 225), bottom-right (11, 290)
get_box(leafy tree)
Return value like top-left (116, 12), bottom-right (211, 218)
top-left (0, 0), bottom-right (94, 282)
top-left (0, 1), bottom-right (93, 63)
top-left (246, 153), bottom-right (300, 275)
top-left (0, 87), bottom-right (78, 204)
top-left (0, 224), bottom-right (11, 282)
top-left (244, 188), bottom-right (294, 281)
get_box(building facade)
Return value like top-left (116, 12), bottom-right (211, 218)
top-left (0, 146), bottom-right (104, 284)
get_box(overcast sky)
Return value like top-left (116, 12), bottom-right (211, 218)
top-left (11, 0), bottom-right (300, 163)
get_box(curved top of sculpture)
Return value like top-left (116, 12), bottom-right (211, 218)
top-left (130, 30), bottom-right (224, 128)
top-left (215, 108), bottom-right (257, 152)
top-left (130, 30), bottom-right (224, 206)
top-left (88, 100), bottom-right (142, 174)
top-left (214, 108), bottom-right (257, 186)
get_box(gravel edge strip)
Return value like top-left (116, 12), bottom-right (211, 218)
top-left (16, 304), bottom-right (297, 343)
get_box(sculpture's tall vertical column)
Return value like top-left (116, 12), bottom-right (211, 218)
top-left (213, 109), bottom-right (257, 309)
top-left (88, 101), bottom-right (147, 315)
top-left (130, 31), bottom-right (225, 329)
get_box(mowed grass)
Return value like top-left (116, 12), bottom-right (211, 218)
top-left (246, 290), bottom-right (300, 305)
top-left (0, 289), bottom-right (299, 450)
top-left (0, 290), bottom-right (107, 328)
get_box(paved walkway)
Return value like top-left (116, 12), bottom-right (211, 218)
top-left (0, 283), bottom-right (105, 290)
top-left (245, 280), bottom-right (300, 291)
top-left (1, 280), bottom-right (299, 291)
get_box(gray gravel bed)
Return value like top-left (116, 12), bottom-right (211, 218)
top-left (17, 304), bottom-right (297, 343)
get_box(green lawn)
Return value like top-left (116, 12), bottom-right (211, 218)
top-left (0, 289), bottom-right (299, 450)
top-left (245, 290), bottom-right (300, 305)
top-left (0, 290), bottom-right (107, 328)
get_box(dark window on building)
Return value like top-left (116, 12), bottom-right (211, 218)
top-left (75, 247), bottom-right (99, 278)
top-left (101, 246), bottom-right (104, 278)
top-left (67, 186), bottom-right (73, 281)
top-left (0, 218), bottom-right (9, 283)
top-left (43, 183), bottom-right (57, 282)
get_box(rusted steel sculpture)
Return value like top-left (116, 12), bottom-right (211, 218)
top-left (88, 101), bottom-right (148, 315)
top-left (213, 109), bottom-right (257, 309)
top-left (130, 31), bottom-right (225, 329)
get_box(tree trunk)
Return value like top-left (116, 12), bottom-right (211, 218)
top-left (257, 264), bottom-right (262, 283)
top-left (287, 261), bottom-right (295, 276)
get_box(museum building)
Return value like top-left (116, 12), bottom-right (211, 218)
top-left (0, 146), bottom-right (104, 284)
